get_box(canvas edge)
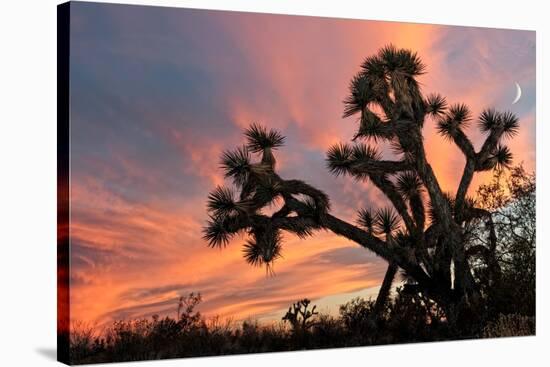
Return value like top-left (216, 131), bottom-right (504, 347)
top-left (57, 1), bottom-right (71, 365)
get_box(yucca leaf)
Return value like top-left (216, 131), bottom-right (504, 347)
top-left (252, 181), bottom-right (280, 208)
top-left (425, 93), bottom-right (447, 117)
top-left (436, 116), bottom-right (457, 141)
top-left (396, 171), bottom-right (423, 198)
top-left (361, 55), bottom-right (386, 78)
top-left (243, 229), bottom-right (283, 268)
top-left (326, 143), bottom-right (354, 176)
top-left (379, 44), bottom-right (426, 76)
top-left (343, 73), bottom-right (371, 118)
top-left (351, 143), bottom-right (382, 162)
top-left (478, 108), bottom-right (500, 134)
top-left (448, 103), bottom-right (472, 126)
top-left (206, 186), bottom-right (239, 218)
top-left (493, 144), bottom-right (513, 170)
top-left (203, 216), bottom-right (232, 248)
top-left (374, 207), bottom-right (400, 237)
top-left (220, 146), bottom-right (251, 187)
top-left (357, 208), bottom-right (375, 233)
top-left (353, 109), bottom-right (392, 141)
top-left (501, 111), bottom-right (520, 139)
top-left (245, 123), bottom-right (285, 153)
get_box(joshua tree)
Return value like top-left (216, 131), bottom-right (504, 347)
top-left (282, 299), bottom-right (319, 333)
top-left (203, 45), bottom-right (519, 323)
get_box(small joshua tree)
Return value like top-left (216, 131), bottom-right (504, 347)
top-left (204, 45), bottom-right (521, 323)
top-left (282, 299), bottom-right (319, 333)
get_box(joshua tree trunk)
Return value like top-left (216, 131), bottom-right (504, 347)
top-left (373, 262), bottom-right (398, 318)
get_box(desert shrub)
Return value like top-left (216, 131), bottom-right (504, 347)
top-left (482, 314), bottom-right (535, 338)
top-left (256, 322), bottom-right (289, 352)
top-left (385, 288), bottom-right (450, 343)
top-left (67, 287), bottom-right (535, 364)
top-left (473, 166), bottom-right (536, 318)
top-left (310, 314), bottom-right (345, 348)
top-left (339, 297), bottom-right (377, 335)
top-left (200, 315), bottom-right (234, 354)
top-left (69, 321), bottom-right (104, 362)
top-left (105, 319), bottom-right (155, 361)
top-left (237, 320), bottom-right (263, 352)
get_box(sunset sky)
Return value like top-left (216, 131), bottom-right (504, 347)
top-left (68, 2), bottom-right (535, 327)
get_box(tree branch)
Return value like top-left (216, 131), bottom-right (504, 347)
top-left (456, 122), bottom-right (506, 219)
top-left (476, 126), bottom-right (505, 170)
top-left (451, 129), bottom-right (476, 158)
top-left (455, 158), bottom-right (475, 221)
top-left (399, 127), bottom-right (455, 231)
top-left (353, 107), bottom-right (395, 141)
top-left (350, 159), bottom-right (410, 175)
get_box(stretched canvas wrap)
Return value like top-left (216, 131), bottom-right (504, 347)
top-left (57, 1), bottom-right (536, 365)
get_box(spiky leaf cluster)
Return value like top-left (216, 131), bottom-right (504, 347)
top-left (376, 45), bottom-right (426, 76)
top-left (206, 186), bottom-right (249, 219)
top-left (344, 45), bottom-right (426, 129)
top-left (476, 144), bottom-right (514, 172)
top-left (343, 74), bottom-right (376, 118)
top-left (203, 216), bottom-right (231, 248)
top-left (245, 123), bottom-right (285, 153)
top-left (326, 143), bottom-right (381, 179)
top-left (357, 208), bottom-right (375, 233)
top-left (326, 143), bottom-right (354, 177)
top-left (374, 208), bottom-right (401, 238)
top-left (243, 228), bottom-right (283, 270)
top-left (396, 172), bottom-right (423, 198)
top-left (425, 93), bottom-right (448, 117)
top-left (478, 109), bottom-right (519, 138)
top-left (353, 109), bottom-right (392, 142)
top-left (436, 104), bottom-right (472, 141)
top-left (220, 146), bottom-right (251, 187)
top-left (491, 144), bottom-right (514, 171)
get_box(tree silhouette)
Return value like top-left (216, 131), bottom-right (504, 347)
top-left (204, 45), bottom-right (520, 323)
top-left (282, 299), bottom-right (319, 333)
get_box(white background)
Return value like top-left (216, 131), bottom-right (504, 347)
top-left (0, 0), bottom-right (547, 366)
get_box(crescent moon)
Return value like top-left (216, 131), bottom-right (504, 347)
top-left (512, 82), bottom-right (522, 104)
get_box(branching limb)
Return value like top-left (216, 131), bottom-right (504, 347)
top-left (455, 159), bottom-right (476, 221)
top-left (456, 110), bottom-right (518, 219)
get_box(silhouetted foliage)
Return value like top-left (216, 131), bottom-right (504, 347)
top-left (69, 275), bottom-right (535, 364)
top-left (470, 165), bottom-right (536, 317)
